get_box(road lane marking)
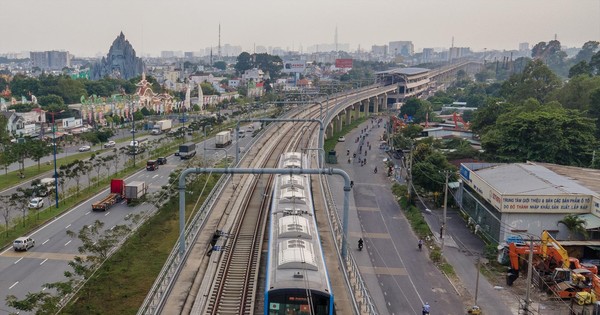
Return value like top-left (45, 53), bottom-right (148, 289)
top-left (40, 258), bottom-right (48, 265)
top-left (9, 282), bottom-right (18, 289)
top-left (105, 212), bottom-right (110, 216)
top-left (65, 224), bottom-right (71, 229)
top-left (1, 251), bottom-right (87, 261)
top-left (64, 240), bottom-right (71, 246)
top-left (110, 226), bottom-right (115, 230)
top-left (85, 211), bottom-right (90, 215)
top-left (42, 239), bottom-right (49, 245)
top-left (152, 174), bottom-right (159, 179)
top-left (14, 257), bottom-right (23, 264)
top-left (358, 266), bottom-right (408, 276)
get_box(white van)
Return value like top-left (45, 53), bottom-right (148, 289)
top-left (13, 237), bottom-right (35, 251)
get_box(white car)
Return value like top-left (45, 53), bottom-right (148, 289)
top-left (13, 237), bottom-right (35, 251)
top-left (29, 197), bottom-right (44, 209)
top-left (78, 145), bottom-right (91, 152)
top-left (104, 141), bottom-right (116, 148)
top-left (338, 136), bottom-right (346, 142)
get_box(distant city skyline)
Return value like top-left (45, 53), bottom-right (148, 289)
top-left (1, 0), bottom-right (598, 58)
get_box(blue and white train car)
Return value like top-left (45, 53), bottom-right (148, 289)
top-left (265, 152), bottom-right (334, 315)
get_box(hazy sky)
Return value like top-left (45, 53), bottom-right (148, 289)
top-left (2, 0), bottom-right (599, 57)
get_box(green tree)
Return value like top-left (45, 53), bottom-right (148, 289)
top-left (552, 75), bottom-right (600, 111)
top-left (574, 41), bottom-right (600, 64)
top-left (589, 88), bottom-right (600, 138)
top-left (38, 94), bottom-right (65, 106)
top-left (235, 52), bottom-right (253, 74)
top-left (400, 98), bottom-right (422, 118)
top-left (500, 59), bottom-right (562, 103)
top-left (200, 82), bottom-right (219, 95)
top-left (558, 214), bottom-right (588, 240)
top-left (29, 139), bottom-right (53, 171)
top-left (569, 61), bottom-right (592, 78)
top-left (481, 105), bottom-right (596, 166)
top-left (213, 61), bottom-right (227, 70)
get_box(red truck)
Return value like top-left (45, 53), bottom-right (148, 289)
top-left (92, 179), bottom-right (125, 211)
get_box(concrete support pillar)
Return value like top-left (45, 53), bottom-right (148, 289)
top-left (345, 108), bottom-right (351, 125)
top-left (336, 115), bottom-right (343, 132)
top-left (374, 96), bottom-right (380, 114)
top-left (357, 101), bottom-right (364, 119)
top-left (363, 98), bottom-right (371, 117)
top-left (327, 123), bottom-right (334, 138)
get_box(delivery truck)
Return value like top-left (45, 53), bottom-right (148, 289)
top-left (179, 143), bottom-right (197, 159)
top-left (215, 131), bottom-right (232, 148)
top-left (151, 120), bottom-right (172, 135)
top-left (125, 181), bottom-right (147, 201)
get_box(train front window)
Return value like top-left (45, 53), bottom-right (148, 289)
top-left (268, 290), bottom-right (329, 315)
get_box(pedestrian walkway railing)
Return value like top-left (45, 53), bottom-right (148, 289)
top-left (320, 171), bottom-right (379, 315)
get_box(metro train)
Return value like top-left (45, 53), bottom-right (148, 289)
top-left (265, 152), bottom-right (334, 315)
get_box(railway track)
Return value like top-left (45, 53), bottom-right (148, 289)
top-left (201, 105), bottom-right (320, 314)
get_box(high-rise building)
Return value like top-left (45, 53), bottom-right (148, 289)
top-left (448, 47), bottom-right (472, 60)
top-left (519, 42), bottom-right (529, 51)
top-left (30, 51), bottom-right (71, 70)
top-left (371, 45), bottom-right (388, 57)
top-left (389, 41), bottom-right (414, 57)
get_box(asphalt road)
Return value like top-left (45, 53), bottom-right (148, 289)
top-left (0, 129), bottom-right (251, 315)
top-left (330, 119), bottom-right (466, 315)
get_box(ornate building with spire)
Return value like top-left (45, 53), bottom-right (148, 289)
top-left (91, 32), bottom-right (145, 80)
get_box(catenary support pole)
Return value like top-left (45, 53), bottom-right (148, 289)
top-left (178, 167), bottom-right (352, 258)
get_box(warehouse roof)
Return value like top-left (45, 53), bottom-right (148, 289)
top-left (537, 162), bottom-right (600, 196)
top-left (466, 162), bottom-right (597, 196)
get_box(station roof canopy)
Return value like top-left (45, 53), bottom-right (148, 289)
top-left (375, 67), bottom-right (430, 76)
top-left (465, 162), bottom-right (597, 196)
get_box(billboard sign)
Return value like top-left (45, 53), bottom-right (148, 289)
top-left (282, 61), bottom-right (306, 73)
top-left (335, 58), bottom-right (353, 68)
top-left (501, 195), bottom-right (592, 213)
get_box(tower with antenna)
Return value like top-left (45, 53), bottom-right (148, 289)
top-left (335, 26), bottom-right (338, 52)
top-left (218, 23), bottom-right (222, 61)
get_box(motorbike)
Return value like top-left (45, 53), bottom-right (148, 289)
top-left (358, 241), bottom-right (363, 251)
top-left (374, 167), bottom-right (378, 174)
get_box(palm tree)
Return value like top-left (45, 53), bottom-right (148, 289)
top-left (558, 214), bottom-right (588, 240)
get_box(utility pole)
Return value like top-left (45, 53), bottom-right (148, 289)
top-left (441, 170), bottom-right (451, 253)
top-left (475, 257), bottom-right (481, 305)
top-left (524, 235), bottom-right (534, 313)
top-left (406, 144), bottom-right (414, 203)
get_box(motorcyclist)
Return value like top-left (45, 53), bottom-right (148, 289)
top-left (422, 302), bottom-right (430, 315)
top-left (418, 239), bottom-right (423, 251)
top-left (358, 238), bottom-right (364, 250)
top-left (374, 166), bottom-right (378, 173)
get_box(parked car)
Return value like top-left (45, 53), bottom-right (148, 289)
top-left (104, 140), bottom-right (116, 148)
top-left (13, 237), bottom-right (35, 251)
top-left (338, 136), bottom-right (345, 142)
top-left (29, 197), bottom-right (44, 209)
top-left (157, 157), bottom-right (167, 165)
top-left (78, 145), bottom-right (91, 152)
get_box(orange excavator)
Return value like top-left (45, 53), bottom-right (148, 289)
top-left (506, 231), bottom-right (597, 286)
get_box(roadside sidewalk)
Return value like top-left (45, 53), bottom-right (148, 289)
top-left (422, 206), bottom-right (520, 315)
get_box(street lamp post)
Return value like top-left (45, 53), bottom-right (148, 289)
top-left (130, 101), bottom-right (136, 167)
top-left (48, 110), bottom-right (63, 208)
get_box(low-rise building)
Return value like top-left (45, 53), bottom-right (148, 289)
top-left (458, 162), bottom-right (600, 243)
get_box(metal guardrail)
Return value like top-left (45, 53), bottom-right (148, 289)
top-left (137, 128), bottom-right (265, 315)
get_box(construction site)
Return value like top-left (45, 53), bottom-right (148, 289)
top-left (498, 231), bottom-right (600, 314)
